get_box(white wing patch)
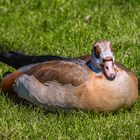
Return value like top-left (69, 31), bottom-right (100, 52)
top-left (13, 74), bottom-right (70, 110)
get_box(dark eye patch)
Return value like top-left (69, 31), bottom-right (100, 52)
top-left (94, 47), bottom-right (100, 58)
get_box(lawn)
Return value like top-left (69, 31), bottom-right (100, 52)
top-left (0, 0), bottom-right (140, 139)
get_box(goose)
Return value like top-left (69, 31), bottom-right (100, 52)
top-left (0, 40), bottom-right (138, 112)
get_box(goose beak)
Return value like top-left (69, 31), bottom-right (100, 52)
top-left (103, 61), bottom-right (116, 81)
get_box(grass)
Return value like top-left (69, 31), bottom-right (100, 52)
top-left (0, 0), bottom-right (140, 139)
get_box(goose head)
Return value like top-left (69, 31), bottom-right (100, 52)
top-left (91, 40), bottom-right (116, 80)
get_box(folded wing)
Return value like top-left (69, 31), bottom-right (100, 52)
top-left (23, 60), bottom-right (90, 86)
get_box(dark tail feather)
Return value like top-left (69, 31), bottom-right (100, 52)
top-left (0, 51), bottom-right (23, 69)
top-left (0, 51), bottom-right (65, 69)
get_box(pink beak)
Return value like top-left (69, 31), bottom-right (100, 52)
top-left (104, 61), bottom-right (116, 80)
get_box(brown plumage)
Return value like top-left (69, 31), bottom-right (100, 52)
top-left (24, 61), bottom-right (89, 86)
top-left (0, 40), bottom-right (138, 112)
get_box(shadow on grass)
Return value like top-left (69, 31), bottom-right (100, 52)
top-left (0, 43), bottom-right (13, 53)
top-left (0, 43), bottom-right (25, 53)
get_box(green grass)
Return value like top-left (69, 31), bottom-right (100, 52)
top-left (0, 0), bottom-right (140, 139)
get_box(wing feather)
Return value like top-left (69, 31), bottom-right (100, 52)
top-left (24, 60), bottom-right (90, 86)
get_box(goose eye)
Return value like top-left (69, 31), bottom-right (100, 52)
top-left (94, 48), bottom-right (100, 58)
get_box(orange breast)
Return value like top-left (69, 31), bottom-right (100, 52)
top-left (0, 70), bottom-right (22, 98)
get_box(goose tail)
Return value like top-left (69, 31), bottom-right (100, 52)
top-left (0, 51), bottom-right (65, 69)
top-left (0, 51), bottom-right (25, 69)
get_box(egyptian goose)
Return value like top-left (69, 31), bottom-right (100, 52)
top-left (0, 41), bottom-right (138, 112)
